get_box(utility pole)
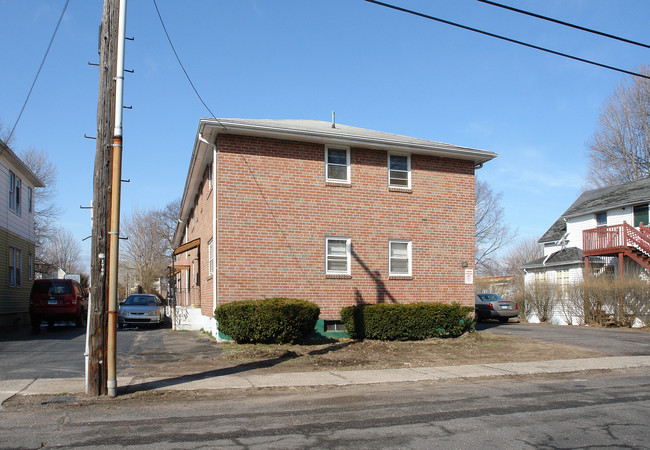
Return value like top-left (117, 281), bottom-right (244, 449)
top-left (88, 0), bottom-right (119, 396)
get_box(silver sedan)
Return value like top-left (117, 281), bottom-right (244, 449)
top-left (475, 293), bottom-right (519, 323)
top-left (118, 294), bottom-right (165, 328)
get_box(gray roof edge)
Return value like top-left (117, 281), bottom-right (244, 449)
top-left (0, 139), bottom-right (45, 187)
top-left (201, 119), bottom-right (498, 164)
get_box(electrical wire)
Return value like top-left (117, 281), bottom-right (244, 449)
top-left (362, 0), bottom-right (650, 80)
top-left (8, 0), bottom-right (70, 142)
top-left (152, 0), bottom-right (226, 129)
top-left (477, 0), bottom-right (650, 50)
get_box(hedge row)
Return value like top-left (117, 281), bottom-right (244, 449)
top-left (215, 299), bottom-right (474, 343)
top-left (214, 297), bottom-right (319, 344)
top-left (340, 302), bottom-right (474, 340)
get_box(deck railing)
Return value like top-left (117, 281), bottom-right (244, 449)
top-left (583, 223), bottom-right (650, 257)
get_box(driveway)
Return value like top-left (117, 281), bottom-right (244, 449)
top-left (0, 324), bottom-right (220, 380)
top-left (478, 321), bottom-right (650, 356)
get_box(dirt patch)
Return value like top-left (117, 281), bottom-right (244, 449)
top-left (122, 331), bottom-right (605, 378)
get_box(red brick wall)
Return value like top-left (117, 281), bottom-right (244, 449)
top-left (175, 163), bottom-right (214, 318)
top-left (213, 133), bottom-right (475, 320)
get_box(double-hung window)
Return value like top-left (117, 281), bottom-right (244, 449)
top-left (325, 147), bottom-right (350, 183)
top-left (389, 240), bottom-right (411, 276)
top-left (326, 237), bottom-right (350, 275)
top-left (28, 187), bottom-right (33, 212)
top-left (9, 171), bottom-right (21, 214)
top-left (9, 248), bottom-right (21, 287)
top-left (388, 153), bottom-right (410, 188)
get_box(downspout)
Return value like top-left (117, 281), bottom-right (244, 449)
top-left (198, 133), bottom-right (218, 337)
top-left (106, 0), bottom-right (127, 398)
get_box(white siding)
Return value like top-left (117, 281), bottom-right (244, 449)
top-left (606, 206), bottom-right (634, 227)
top-left (565, 214), bottom-right (595, 249)
top-left (543, 243), bottom-right (561, 256)
top-left (0, 157), bottom-right (37, 243)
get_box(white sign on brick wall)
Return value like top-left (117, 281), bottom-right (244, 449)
top-left (464, 269), bottom-right (474, 285)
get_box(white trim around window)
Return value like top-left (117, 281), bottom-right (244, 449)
top-left (325, 236), bottom-right (351, 275)
top-left (389, 239), bottom-right (412, 276)
top-left (388, 153), bottom-right (411, 189)
top-left (325, 146), bottom-right (350, 183)
top-left (208, 238), bottom-right (214, 276)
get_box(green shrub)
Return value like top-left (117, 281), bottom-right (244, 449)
top-left (340, 302), bottom-right (474, 340)
top-left (214, 297), bottom-right (320, 344)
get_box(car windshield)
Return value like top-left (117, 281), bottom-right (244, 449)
top-left (477, 294), bottom-right (505, 302)
top-left (124, 295), bottom-right (158, 306)
top-left (32, 281), bottom-right (72, 295)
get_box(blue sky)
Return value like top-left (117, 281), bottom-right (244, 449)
top-left (1, 0), bottom-right (648, 271)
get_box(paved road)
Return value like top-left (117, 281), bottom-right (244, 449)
top-left (478, 322), bottom-right (650, 356)
top-left (2, 369), bottom-right (648, 448)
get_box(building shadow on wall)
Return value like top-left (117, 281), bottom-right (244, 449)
top-left (351, 248), bottom-right (397, 304)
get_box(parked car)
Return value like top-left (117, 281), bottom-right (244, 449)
top-left (29, 279), bottom-right (88, 330)
top-left (475, 293), bottom-right (519, 323)
top-left (118, 294), bottom-right (165, 328)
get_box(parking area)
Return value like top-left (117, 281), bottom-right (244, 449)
top-left (478, 321), bottom-right (650, 356)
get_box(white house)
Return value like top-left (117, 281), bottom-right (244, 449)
top-left (0, 139), bottom-right (44, 327)
top-left (522, 177), bottom-right (650, 324)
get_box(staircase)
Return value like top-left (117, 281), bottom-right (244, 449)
top-left (583, 223), bottom-right (650, 272)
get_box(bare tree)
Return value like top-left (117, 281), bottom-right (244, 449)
top-left (585, 65), bottom-right (650, 189)
top-left (158, 198), bottom-right (181, 255)
top-left (42, 228), bottom-right (82, 274)
top-left (20, 148), bottom-right (62, 262)
top-left (121, 207), bottom-right (169, 293)
top-left (475, 180), bottom-right (517, 275)
top-left (501, 236), bottom-right (544, 276)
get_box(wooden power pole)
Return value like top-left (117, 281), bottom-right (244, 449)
top-left (88, 0), bottom-right (119, 396)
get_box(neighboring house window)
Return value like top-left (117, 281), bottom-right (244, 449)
top-left (28, 253), bottom-right (34, 280)
top-left (326, 237), bottom-right (350, 274)
top-left (596, 212), bottom-right (607, 227)
top-left (325, 147), bottom-right (350, 183)
top-left (9, 171), bottom-right (21, 214)
top-left (9, 248), bottom-right (21, 287)
top-left (208, 161), bottom-right (213, 190)
top-left (388, 153), bottom-right (411, 188)
top-left (208, 238), bottom-right (214, 275)
top-left (634, 204), bottom-right (649, 227)
top-left (389, 240), bottom-right (412, 276)
top-left (557, 269), bottom-right (569, 294)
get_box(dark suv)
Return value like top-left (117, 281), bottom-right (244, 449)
top-left (29, 279), bottom-right (88, 330)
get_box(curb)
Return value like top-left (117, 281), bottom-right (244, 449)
top-left (2, 356), bottom-right (649, 405)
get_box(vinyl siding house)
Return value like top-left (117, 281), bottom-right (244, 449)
top-left (0, 139), bottom-right (44, 327)
top-left (171, 119), bottom-right (496, 337)
top-left (522, 177), bottom-right (650, 324)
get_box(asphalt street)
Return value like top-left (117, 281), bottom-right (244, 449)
top-left (2, 369), bottom-right (648, 449)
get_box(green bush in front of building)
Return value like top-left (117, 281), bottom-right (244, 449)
top-left (214, 297), bottom-right (320, 344)
top-left (340, 302), bottom-right (474, 340)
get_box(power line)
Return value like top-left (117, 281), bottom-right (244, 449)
top-left (8, 0), bottom-right (70, 142)
top-left (152, 0), bottom-right (226, 128)
top-left (362, 0), bottom-right (650, 81)
top-left (477, 0), bottom-right (650, 50)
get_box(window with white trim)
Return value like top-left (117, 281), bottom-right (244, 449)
top-left (9, 248), bottom-right (21, 287)
top-left (9, 171), bottom-right (21, 214)
top-left (28, 253), bottom-right (34, 280)
top-left (326, 237), bottom-right (350, 274)
top-left (388, 153), bottom-right (411, 188)
top-left (389, 240), bottom-right (411, 276)
top-left (325, 147), bottom-right (350, 183)
top-left (208, 238), bottom-right (214, 275)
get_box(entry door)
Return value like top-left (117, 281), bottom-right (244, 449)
top-left (634, 204), bottom-right (649, 227)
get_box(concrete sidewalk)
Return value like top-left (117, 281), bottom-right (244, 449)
top-left (2, 355), bottom-right (649, 406)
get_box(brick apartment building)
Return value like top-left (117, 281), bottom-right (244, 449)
top-left (172, 118), bottom-right (496, 336)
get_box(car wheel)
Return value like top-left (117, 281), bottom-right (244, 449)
top-left (498, 317), bottom-right (509, 323)
top-left (118, 322), bottom-right (124, 329)
top-left (75, 310), bottom-right (85, 328)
